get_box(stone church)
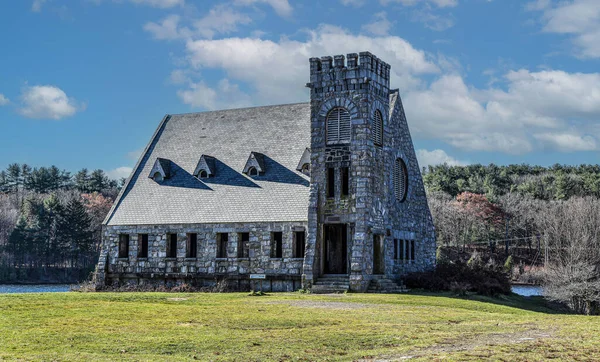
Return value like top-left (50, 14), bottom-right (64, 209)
top-left (96, 51), bottom-right (436, 293)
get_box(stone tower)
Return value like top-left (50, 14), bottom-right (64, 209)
top-left (302, 52), bottom-right (436, 292)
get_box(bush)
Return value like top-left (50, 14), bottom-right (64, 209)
top-left (404, 260), bottom-right (511, 296)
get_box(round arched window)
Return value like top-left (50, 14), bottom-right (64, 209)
top-left (372, 110), bottom-right (383, 146)
top-left (248, 167), bottom-right (258, 176)
top-left (153, 172), bottom-right (163, 182)
top-left (394, 158), bottom-right (408, 202)
top-left (326, 107), bottom-right (351, 144)
top-left (198, 170), bottom-right (208, 178)
top-left (301, 163), bottom-right (310, 176)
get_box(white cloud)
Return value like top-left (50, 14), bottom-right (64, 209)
top-left (177, 78), bottom-right (253, 110)
top-left (381, 0), bottom-right (458, 8)
top-left (126, 148), bottom-right (144, 161)
top-left (0, 94), bottom-right (9, 106)
top-left (529, 0), bottom-right (600, 58)
top-left (362, 12), bottom-right (393, 36)
top-left (533, 132), bottom-right (597, 152)
top-left (18, 85), bottom-right (82, 120)
top-left (183, 25), bottom-right (439, 105)
top-left (416, 149), bottom-right (467, 167)
top-left (32, 0), bottom-right (47, 12)
top-left (129, 0), bottom-right (183, 8)
top-left (144, 14), bottom-right (183, 40)
top-left (340, 0), bottom-right (366, 7)
top-left (106, 166), bottom-right (133, 180)
top-left (233, 0), bottom-right (293, 17)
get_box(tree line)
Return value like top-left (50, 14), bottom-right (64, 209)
top-left (0, 164), bottom-right (119, 283)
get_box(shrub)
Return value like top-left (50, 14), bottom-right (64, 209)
top-left (404, 260), bottom-right (511, 296)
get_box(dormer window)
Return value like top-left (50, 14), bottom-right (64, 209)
top-left (149, 158), bottom-right (171, 182)
top-left (296, 148), bottom-right (311, 176)
top-left (193, 155), bottom-right (216, 179)
top-left (242, 152), bottom-right (266, 176)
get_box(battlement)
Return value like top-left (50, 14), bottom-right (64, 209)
top-left (309, 51), bottom-right (391, 88)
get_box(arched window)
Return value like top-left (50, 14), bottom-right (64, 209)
top-left (248, 167), bottom-right (259, 176)
top-left (153, 172), bottom-right (163, 182)
top-left (326, 107), bottom-right (351, 145)
top-left (394, 158), bottom-right (408, 202)
top-left (198, 170), bottom-right (208, 178)
top-left (372, 110), bottom-right (383, 146)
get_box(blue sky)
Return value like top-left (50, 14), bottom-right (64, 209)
top-left (1, 0), bottom-right (599, 179)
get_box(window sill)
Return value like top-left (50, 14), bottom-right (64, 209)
top-left (270, 258), bottom-right (283, 261)
top-left (137, 257), bottom-right (148, 261)
top-left (234, 257), bottom-right (250, 261)
top-left (117, 257), bottom-right (129, 261)
top-left (215, 258), bottom-right (228, 261)
top-left (289, 257), bottom-right (305, 261)
top-left (184, 258), bottom-right (197, 261)
top-left (164, 257), bottom-right (177, 261)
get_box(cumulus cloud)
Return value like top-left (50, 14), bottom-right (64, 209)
top-left (129, 0), bottom-right (183, 8)
top-left (528, 0), bottom-right (600, 58)
top-left (416, 149), bottom-right (467, 167)
top-left (177, 78), bottom-right (252, 110)
top-left (381, 0), bottom-right (458, 8)
top-left (106, 166), bottom-right (133, 180)
top-left (0, 94), bottom-right (9, 106)
top-left (340, 0), bottom-right (366, 6)
top-left (533, 132), bottom-right (597, 152)
top-left (32, 0), bottom-right (47, 12)
top-left (233, 0), bottom-right (293, 17)
top-left (144, 14), bottom-right (183, 40)
top-left (18, 85), bottom-right (82, 120)
top-left (362, 12), bottom-right (393, 36)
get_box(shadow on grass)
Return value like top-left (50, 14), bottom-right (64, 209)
top-left (405, 290), bottom-right (571, 315)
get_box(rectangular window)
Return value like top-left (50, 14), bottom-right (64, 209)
top-left (410, 240), bottom-right (416, 261)
top-left (341, 167), bottom-right (349, 196)
top-left (271, 232), bottom-right (283, 258)
top-left (119, 234), bottom-right (129, 258)
top-left (238, 232), bottom-right (249, 258)
top-left (166, 233), bottom-right (177, 258)
top-left (400, 239), bottom-right (406, 261)
top-left (138, 234), bottom-right (148, 258)
top-left (186, 233), bottom-right (197, 258)
top-left (217, 233), bottom-right (228, 258)
top-left (294, 231), bottom-right (306, 258)
top-left (393, 239), bottom-right (398, 260)
top-left (327, 167), bottom-right (335, 198)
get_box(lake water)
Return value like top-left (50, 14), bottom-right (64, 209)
top-left (0, 284), bottom-right (72, 294)
top-left (512, 285), bottom-right (543, 297)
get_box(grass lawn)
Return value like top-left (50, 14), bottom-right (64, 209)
top-left (0, 291), bottom-right (599, 361)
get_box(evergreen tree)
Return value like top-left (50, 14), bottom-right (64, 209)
top-left (59, 198), bottom-right (93, 267)
top-left (74, 169), bottom-right (90, 193)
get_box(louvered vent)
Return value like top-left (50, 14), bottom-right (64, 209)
top-left (326, 107), bottom-right (351, 144)
top-left (373, 110), bottom-right (383, 146)
top-left (395, 158), bottom-right (408, 202)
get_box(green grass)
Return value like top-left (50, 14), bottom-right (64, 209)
top-left (0, 291), bottom-right (599, 361)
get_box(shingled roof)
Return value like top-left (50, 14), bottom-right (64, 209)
top-left (104, 103), bottom-right (311, 225)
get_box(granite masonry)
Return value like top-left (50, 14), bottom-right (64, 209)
top-left (96, 51), bottom-right (436, 292)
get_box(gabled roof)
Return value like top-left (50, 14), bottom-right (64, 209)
top-left (242, 152), bottom-right (266, 174)
top-left (193, 155), bottom-right (216, 177)
top-left (104, 103), bottom-right (311, 225)
top-left (149, 158), bottom-right (172, 180)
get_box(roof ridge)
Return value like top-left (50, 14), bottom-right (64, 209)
top-left (167, 102), bottom-right (309, 117)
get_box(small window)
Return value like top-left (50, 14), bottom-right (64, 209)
top-left (410, 240), bottom-right (416, 261)
top-left (400, 239), bottom-right (406, 261)
top-left (138, 234), bottom-right (148, 258)
top-left (271, 232), bottom-right (283, 258)
top-left (166, 233), bottom-right (177, 258)
top-left (294, 231), bottom-right (306, 258)
top-left (393, 239), bottom-right (398, 260)
top-left (186, 233), bottom-right (197, 258)
top-left (372, 110), bottom-right (383, 146)
top-left (217, 233), bottom-right (228, 258)
top-left (119, 234), bottom-right (129, 258)
top-left (198, 170), bottom-right (208, 179)
top-left (395, 158), bottom-right (408, 202)
top-left (341, 167), bottom-right (349, 197)
top-left (248, 167), bottom-right (258, 176)
top-left (326, 107), bottom-right (351, 144)
top-left (153, 172), bottom-right (163, 182)
top-left (301, 163), bottom-right (310, 176)
top-left (327, 167), bottom-right (335, 198)
top-left (238, 232), bottom-right (249, 258)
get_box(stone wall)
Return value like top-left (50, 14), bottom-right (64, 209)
top-left (99, 221), bottom-right (307, 292)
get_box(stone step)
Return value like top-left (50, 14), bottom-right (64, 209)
top-left (366, 278), bottom-right (408, 293)
top-left (311, 284), bottom-right (349, 294)
top-left (314, 281), bottom-right (350, 286)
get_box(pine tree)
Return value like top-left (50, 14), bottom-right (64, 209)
top-left (59, 198), bottom-right (93, 268)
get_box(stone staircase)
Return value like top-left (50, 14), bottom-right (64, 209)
top-left (311, 275), bottom-right (350, 294)
top-left (367, 276), bottom-right (408, 293)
